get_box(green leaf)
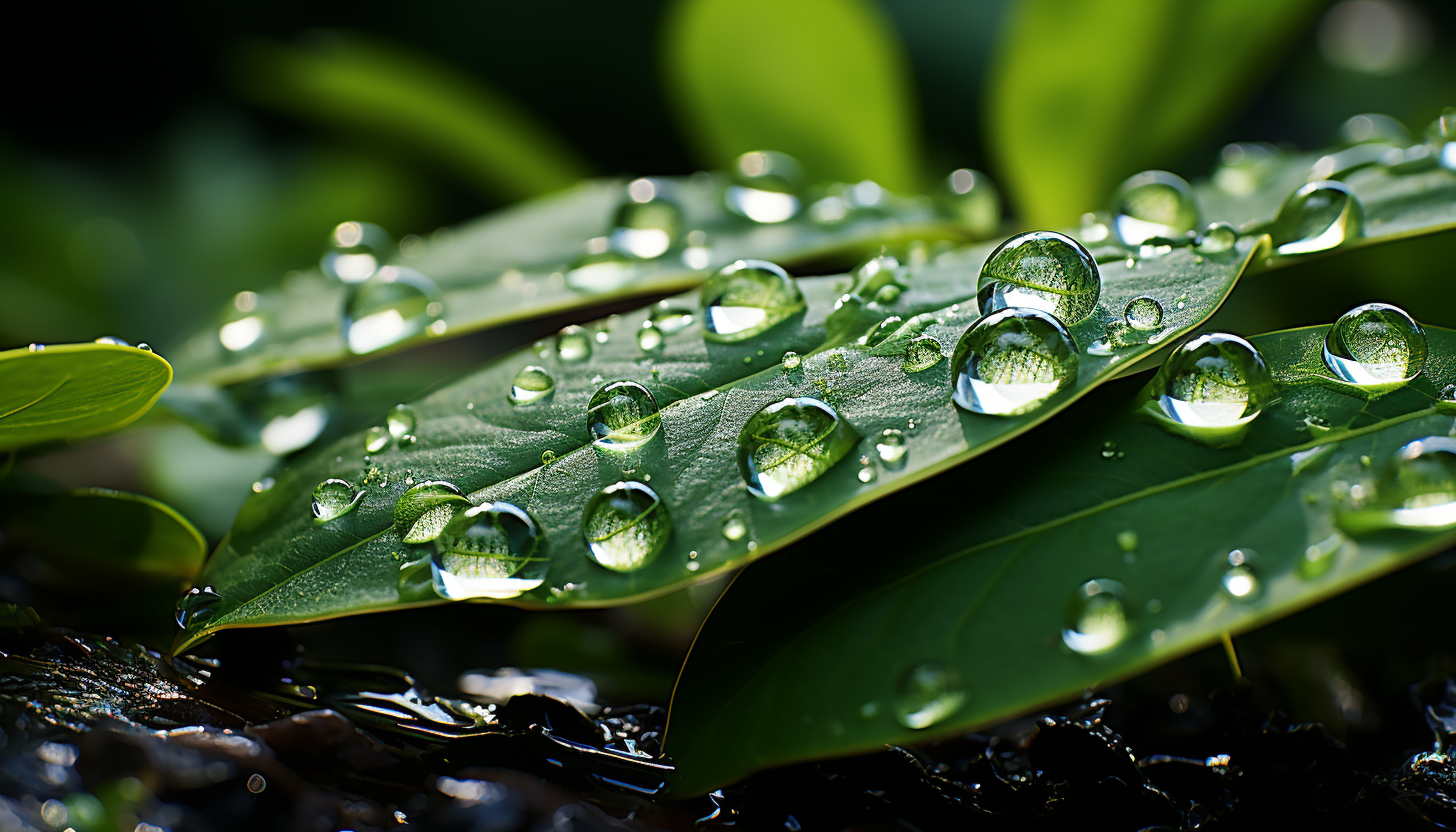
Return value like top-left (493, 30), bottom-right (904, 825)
top-left (175, 233), bottom-right (1257, 651)
top-left (662, 0), bottom-right (921, 191)
top-left (0, 488), bottom-right (206, 590)
top-left (235, 34), bottom-right (589, 201)
top-left (987, 0), bottom-right (1320, 226)
top-left (663, 324), bottom-right (1456, 794)
top-left (0, 342), bottom-right (171, 451)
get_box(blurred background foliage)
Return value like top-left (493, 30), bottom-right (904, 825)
top-left (1, 0), bottom-right (1454, 690)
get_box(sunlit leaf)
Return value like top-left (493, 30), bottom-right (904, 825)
top-left (0, 342), bottom-right (171, 451)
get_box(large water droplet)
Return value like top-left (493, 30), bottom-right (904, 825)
top-left (1123, 296), bottom-right (1164, 331)
top-left (582, 481), bottom-right (672, 571)
top-left (725, 151), bottom-right (803, 223)
top-left (610, 178), bottom-right (682, 259)
top-left (509, 366), bottom-right (556, 406)
top-left (893, 662), bottom-right (966, 730)
top-left (388, 405), bottom-right (418, 445)
top-left (556, 325), bottom-right (593, 362)
top-left (395, 481), bottom-right (470, 544)
top-left (322, 221), bottom-right (393, 283)
top-left (701, 259), bottom-right (805, 342)
top-left (1221, 548), bottom-right (1261, 600)
top-left (737, 397), bottom-right (859, 501)
top-left (432, 502), bottom-right (547, 599)
top-left (903, 336), bottom-right (944, 373)
top-left (344, 267), bottom-right (444, 354)
top-left (566, 244), bottom-right (637, 293)
top-left (365, 426), bottom-right (390, 454)
top-left (218, 291), bottom-right (267, 352)
top-left (1154, 333), bottom-right (1272, 429)
top-left (175, 586), bottom-right (221, 629)
top-left (1271, 181), bottom-right (1364, 256)
top-left (1322, 302), bottom-right (1427, 386)
top-left (952, 308), bottom-right (1079, 416)
top-left (977, 231), bottom-right (1100, 324)
top-left (312, 478), bottom-right (364, 523)
top-left (940, 168), bottom-right (1000, 237)
top-left (876, 428), bottom-right (908, 468)
top-left (1062, 579), bottom-right (1131, 655)
top-left (1338, 436), bottom-right (1456, 533)
top-left (588, 381), bottom-right (660, 449)
top-left (1112, 170), bottom-right (1199, 246)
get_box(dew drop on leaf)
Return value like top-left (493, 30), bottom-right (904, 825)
top-left (387, 405), bottom-right (418, 445)
top-left (952, 308), bottom-right (1079, 416)
top-left (857, 457), bottom-right (877, 483)
top-left (859, 315), bottom-right (903, 347)
top-left (432, 502), bottom-right (547, 599)
top-left (175, 585), bottom-right (221, 629)
top-left (977, 231), bottom-right (1100, 324)
top-left (637, 321), bottom-right (664, 352)
top-left (893, 661), bottom-right (966, 730)
top-left (701, 259), bottom-right (806, 343)
top-left (364, 426), bottom-right (391, 454)
top-left (902, 336), bottom-right (944, 373)
top-left (582, 481), bottom-right (671, 572)
top-left (1221, 548), bottom-right (1261, 600)
top-left (720, 511), bottom-right (747, 541)
top-left (322, 221), bottom-right (392, 283)
top-left (1123, 296), bottom-right (1164, 332)
top-left (343, 266), bottom-right (443, 355)
top-left (737, 397), bottom-right (859, 501)
top-left (587, 381), bottom-right (660, 449)
top-left (1196, 222), bottom-right (1238, 254)
top-left (725, 150), bottom-right (803, 223)
top-left (1271, 181), bottom-right (1364, 256)
top-left (1062, 579), bottom-right (1131, 655)
top-left (875, 429), bottom-right (907, 468)
top-left (566, 244), bottom-right (637, 293)
top-left (555, 325), bottom-right (592, 362)
top-left (939, 168), bottom-right (1000, 237)
top-left (509, 366), bottom-right (556, 406)
top-left (1339, 113), bottom-right (1411, 146)
top-left (649, 305), bottom-right (695, 335)
top-left (1322, 302), bottom-right (1427, 386)
top-left (394, 480), bottom-right (470, 544)
top-left (1111, 170), bottom-right (1199, 246)
top-left (782, 351), bottom-right (802, 370)
top-left (218, 290), bottom-right (268, 353)
top-left (1155, 333), bottom-right (1273, 430)
top-left (1338, 436), bottom-right (1456, 533)
top-left (311, 478), bottom-right (364, 523)
top-left (610, 178), bottom-right (682, 259)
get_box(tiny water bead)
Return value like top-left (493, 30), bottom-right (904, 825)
top-left (322, 221), bottom-right (392, 283)
top-left (649, 306), bottom-right (695, 335)
top-left (587, 381), bottom-right (660, 449)
top-left (859, 315), bottom-right (903, 347)
top-left (1062, 579), bottom-right (1131, 655)
top-left (343, 266), bottom-right (444, 355)
top-left (610, 178), bottom-right (682, 259)
top-left (311, 478), bottom-right (364, 523)
top-left (725, 150), bottom-right (804, 223)
top-left (1196, 222), bottom-right (1237, 254)
top-left (174, 586), bottom-right (221, 629)
top-left (737, 397), bottom-right (859, 501)
top-left (893, 662), bottom-right (967, 730)
top-left (1322, 302), bottom-right (1427, 386)
top-left (387, 405), bottom-right (418, 445)
top-left (218, 291), bottom-right (267, 352)
top-left (566, 245), bottom-right (637, 293)
top-left (782, 351), bottom-right (802, 370)
top-left (1271, 181), bottom-right (1364, 256)
top-left (556, 325), bottom-right (593, 362)
top-left (637, 322), bottom-right (663, 352)
top-left (1340, 437), bottom-right (1456, 533)
top-left (509, 366), bottom-right (556, 406)
top-left (94, 336), bottom-right (130, 346)
top-left (857, 457), bottom-right (877, 483)
top-left (1111, 170), bottom-right (1199, 246)
top-left (432, 502), bottom-right (548, 600)
top-left (1155, 333), bottom-right (1273, 429)
top-left (1221, 549), bottom-right (1261, 600)
top-left (902, 336), bottom-right (944, 373)
top-left (977, 231), bottom-right (1100, 324)
top-left (952, 308), bottom-right (1079, 417)
top-left (876, 428), bottom-right (908, 468)
top-left (364, 426), bottom-right (390, 454)
top-left (1123, 296), bottom-right (1164, 332)
top-left (1430, 108), bottom-right (1456, 170)
top-left (700, 259), bottom-right (806, 342)
top-left (721, 511), bottom-right (747, 541)
top-left (582, 481), bottom-right (672, 572)
top-left (940, 168), bottom-right (1001, 237)
top-left (394, 481), bottom-right (471, 544)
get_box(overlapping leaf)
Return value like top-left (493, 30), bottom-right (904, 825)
top-left (0, 342), bottom-right (172, 451)
top-left (664, 325), bottom-right (1456, 793)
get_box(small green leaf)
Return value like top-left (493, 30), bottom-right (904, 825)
top-left (0, 342), bottom-right (171, 451)
top-left (664, 324), bottom-right (1456, 794)
top-left (0, 488), bottom-right (206, 589)
top-left (662, 0), bottom-right (921, 191)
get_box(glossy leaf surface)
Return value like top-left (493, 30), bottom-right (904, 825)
top-left (0, 342), bottom-right (171, 451)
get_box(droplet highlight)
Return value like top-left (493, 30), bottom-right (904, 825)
top-left (1062, 579), bottom-right (1131, 655)
top-left (893, 662), bottom-right (966, 730)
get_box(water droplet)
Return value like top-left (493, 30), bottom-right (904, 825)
top-left (1271, 181), bottom-right (1364, 256)
top-left (566, 245), bottom-right (637, 292)
top-left (395, 481), bottom-right (470, 544)
top-left (725, 151), bottom-right (803, 223)
top-left (1339, 113), bottom-right (1411, 145)
top-left (1116, 530), bottom-right (1138, 553)
top-left (637, 321), bottom-right (664, 352)
top-left (556, 325), bottom-right (593, 362)
top-left (322, 221), bottom-right (392, 283)
top-left (737, 397), bottom-right (859, 501)
top-left (1062, 579), bottom-right (1131, 655)
top-left (388, 405), bottom-right (418, 445)
top-left (721, 512), bottom-right (747, 541)
top-left (175, 586), bottom-right (220, 629)
top-left (432, 502), bottom-right (547, 599)
top-left (1338, 436), bottom-right (1456, 533)
top-left (859, 315), bottom-right (903, 347)
top-left (782, 351), bottom-right (802, 370)
top-left (940, 168), bottom-right (1000, 237)
top-left (1214, 142), bottom-right (1280, 195)
top-left (893, 662), bottom-right (966, 730)
top-left (588, 381), bottom-right (660, 449)
top-left (27, 343), bottom-right (43, 352)
top-left (977, 231), bottom-right (1100, 324)
top-left (583, 481), bottom-right (671, 571)
top-left (1123, 296), bottom-right (1164, 331)
top-left (365, 426), bottom-right (391, 454)
top-left (246, 774), bottom-right (267, 794)
top-left (649, 306), bottom-right (695, 335)
top-left (93, 336), bottom-right (130, 346)
top-left (1154, 333), bottom-right (1272, 429)
top-left (701, 259), bottom-right (805, 342)
top-left (1112, 170), bottom-right (1199, 245)
top-left (540, 449), bottom-right (557, 465)
top-left (857, 457), bottom-right (877, 483)
top-left (1196, 222), bottom-right (1237, 254)
top-left (952, 308), bottom-right (1079, 416)
top-left (876, 429), bottom-right (907, 468)
top-left (509, 366), bottom-right (556, 406)
top-left (343, 267), bottom-right (443, 354)
top-left (312, 478), bottom-right (364, 522)
top-left (1221, 548), bottom-right (1261, 600)
top-left (1322, 302), bottom-right (1426, 386)
top-left (610, 179), bottom-right (682, 259)
top-left (1429, 108), bottom-right (1456, 171)
top-left (902, 336), bottom-right (944, 373)
top-left (218, 290), bottom-right (267, 352)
